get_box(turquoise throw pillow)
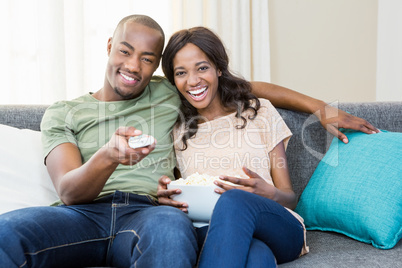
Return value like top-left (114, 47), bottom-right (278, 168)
top-left (295, 130), bottom-right (402, 249)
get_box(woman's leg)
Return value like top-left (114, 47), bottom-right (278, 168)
top-left (198, 189), bottom-right (304, 268)
top-left (246, 239), bottom-right (277, 268)
top-left (107, 193), bottom-right (198, 268)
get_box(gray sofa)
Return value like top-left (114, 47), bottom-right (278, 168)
top-left (0, 102), bottom-right (401, 267)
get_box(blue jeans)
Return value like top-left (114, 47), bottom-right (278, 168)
top-left (197, 189), bottom-right (304, 268)
top-left (0, 191), bottom-right (198, 268)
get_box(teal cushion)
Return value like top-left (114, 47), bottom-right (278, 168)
top-left (295, 130), bottom-right (402, 249)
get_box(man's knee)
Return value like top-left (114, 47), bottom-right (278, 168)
top-left (132, 206), bottom-right (198, 267)
top-left (140, 206), bottom-right (196, 246)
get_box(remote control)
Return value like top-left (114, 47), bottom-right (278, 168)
top-left (128, 134), bottom-right (155, 149)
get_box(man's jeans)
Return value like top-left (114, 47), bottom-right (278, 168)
top-left (197, 189), bottom-right (304, 268)
top-left (0, 191), bottom-right (198, 267)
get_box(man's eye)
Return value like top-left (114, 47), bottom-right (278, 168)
top-left (143, 58), bottom-right (152, 63)
top-left (120, 50), bottom-right (129, 55)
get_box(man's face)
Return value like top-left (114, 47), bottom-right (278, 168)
top-left (104, 22), bottom-right (163, 101)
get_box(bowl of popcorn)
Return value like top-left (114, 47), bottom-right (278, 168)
top-left (167, 172), bottom-right (224, 226)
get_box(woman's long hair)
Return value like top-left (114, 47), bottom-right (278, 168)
top-left (162, 27), bottom-right (260, 150)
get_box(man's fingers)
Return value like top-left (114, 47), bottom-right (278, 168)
top-left (116, 126), bottom-right (142, 137)
top-left (158, 197), bottom-right (188, 209)
top-left (158, 175), bottom-right (171, 185)
top-left (157, 188), bottom-right (181, 198)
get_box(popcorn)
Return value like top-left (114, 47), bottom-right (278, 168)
top-left (170, 172), bottom-right (219, 186)
top-left (170, 172), bottom-right (240, 186)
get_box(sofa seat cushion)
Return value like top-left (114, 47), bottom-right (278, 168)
top-left (279, 231), bottom-right (402, 267)
top-left (295, 130), bottom-right (402, 249)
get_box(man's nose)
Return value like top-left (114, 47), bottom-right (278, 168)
top-left (125, 57), bottom-right (141, 73)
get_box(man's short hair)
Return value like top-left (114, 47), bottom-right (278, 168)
top-left (114, 14), bottom-right (165, 45)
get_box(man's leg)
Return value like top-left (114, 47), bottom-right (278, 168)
top-left (108, 194), bottom-right (198, 268)
top-left (0, 200), bottom-right (112, 267)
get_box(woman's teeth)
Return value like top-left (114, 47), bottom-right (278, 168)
top-left (189, 87), bottom-right (207, 97)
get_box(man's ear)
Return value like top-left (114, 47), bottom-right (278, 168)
top-left (107, 37), bottom-right (113, 56)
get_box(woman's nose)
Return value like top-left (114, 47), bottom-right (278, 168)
top-left (188, 73), bottom-right (200, 86)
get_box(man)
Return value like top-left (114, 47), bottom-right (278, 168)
top-left (0, 14), bottom-right (377, 267)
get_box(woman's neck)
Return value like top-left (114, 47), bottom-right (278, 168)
top-left (197, 106), bottom-right (236, 123)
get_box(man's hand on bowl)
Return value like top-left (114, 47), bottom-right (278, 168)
top-left (157, 175), bottom-right (188, 213)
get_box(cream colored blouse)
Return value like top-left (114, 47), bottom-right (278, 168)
top-left (173, 98), bottom-right (309, 255)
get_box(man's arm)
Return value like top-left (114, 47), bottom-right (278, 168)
top-left (46, 127), bottom-right (155, 205)
top-left (251, 81), bottom-right (379, 143)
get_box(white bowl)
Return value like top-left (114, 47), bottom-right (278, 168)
top-left (167, 184), bottom-right (221, 225)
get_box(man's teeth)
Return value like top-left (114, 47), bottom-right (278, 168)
top-left (189, 87), bottom-right (207, 96)
top-left (121, 73), bottom-right (135, 81)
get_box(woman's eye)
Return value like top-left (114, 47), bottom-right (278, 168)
top-left (199, 66), bottom-right (209, 71)
top-left (175, 71), bottom-right (185, 76)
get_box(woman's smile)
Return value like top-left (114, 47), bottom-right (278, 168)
top-left (187, 86), bottom-right (208, 101)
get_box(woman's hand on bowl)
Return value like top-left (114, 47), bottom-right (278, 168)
top-left (157, 175), bottom-right (189, 212)
top-left (215, 167), bottom-right (277, 199)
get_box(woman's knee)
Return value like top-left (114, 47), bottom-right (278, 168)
top-left (247, 239), bottom-right (277, 268)
top-left (214, 189), bottom-right (257, 214)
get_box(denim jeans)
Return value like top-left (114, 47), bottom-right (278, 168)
top-left (197, 189), bottom-right (304, 268)
top-left (0, 191), bottom-right (198, 268)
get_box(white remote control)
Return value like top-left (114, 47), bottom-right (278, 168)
top-left (128, 134), bottom-right (155, 149)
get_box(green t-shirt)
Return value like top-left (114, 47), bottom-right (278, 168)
top-left (41, 76), bottom-right (180, 204)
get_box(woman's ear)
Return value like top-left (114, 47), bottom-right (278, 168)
top-left (107, 37), bottom-right (113, 56)
top-left (218, 69), bottom-right (222, 77)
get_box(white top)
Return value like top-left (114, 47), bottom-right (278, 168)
top-left (173, 98), bottom-right (308, 256)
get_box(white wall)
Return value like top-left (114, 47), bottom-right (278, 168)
top-left (376, 0), bottom-right (402, 101)
top-left (268, 0), bottom-right (390, 102)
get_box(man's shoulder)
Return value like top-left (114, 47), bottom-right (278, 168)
top-left (46, 94), bottom-right (94, 111)
top-left (42, 94), bottom-right (95, 125)
top-left (149, 76), bottom-right (176, 92)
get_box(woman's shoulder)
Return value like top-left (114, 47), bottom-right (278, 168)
top-left (249, 98), bottom-right (276, 117)
top-left (257, 98), bottom-right (274, 109)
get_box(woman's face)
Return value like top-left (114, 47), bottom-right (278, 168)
top-left (172, 43), bottom-right (222, 119)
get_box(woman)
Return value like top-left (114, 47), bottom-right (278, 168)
top-left (158, 26), bottom-right (308, 267)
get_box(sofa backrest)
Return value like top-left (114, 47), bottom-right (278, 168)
top-left (1, 102), bottom-right (401, 198)
top-left (0, 105), bottom-right (48, 131)
top-left (278, 102), bottom-right (402, 198)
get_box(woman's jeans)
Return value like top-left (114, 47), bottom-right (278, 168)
top-left (0, 191), bottom-right (198, 268)
top-left (197, 189), bottom-right (304, 268)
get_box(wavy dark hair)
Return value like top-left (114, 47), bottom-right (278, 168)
top-left (162, 27), bottom-right (260, 150)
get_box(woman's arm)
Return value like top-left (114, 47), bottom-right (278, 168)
top-left (250, 81), bottom-right (379, 143)
top-left (215, 141), bottom-right (297, 210)
top-left (267, 141), bottom-right (297, 210)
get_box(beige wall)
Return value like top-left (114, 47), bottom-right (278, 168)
top-left (268, 0), bottom-right (378, 102)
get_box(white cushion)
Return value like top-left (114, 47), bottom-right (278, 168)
top-left (0, 124), bottom-right (58, 214)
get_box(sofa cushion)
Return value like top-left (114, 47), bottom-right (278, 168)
top-left (0, 124), bottom-right (58, 214)
top-left (295, 129), bottom-right (402, 249)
